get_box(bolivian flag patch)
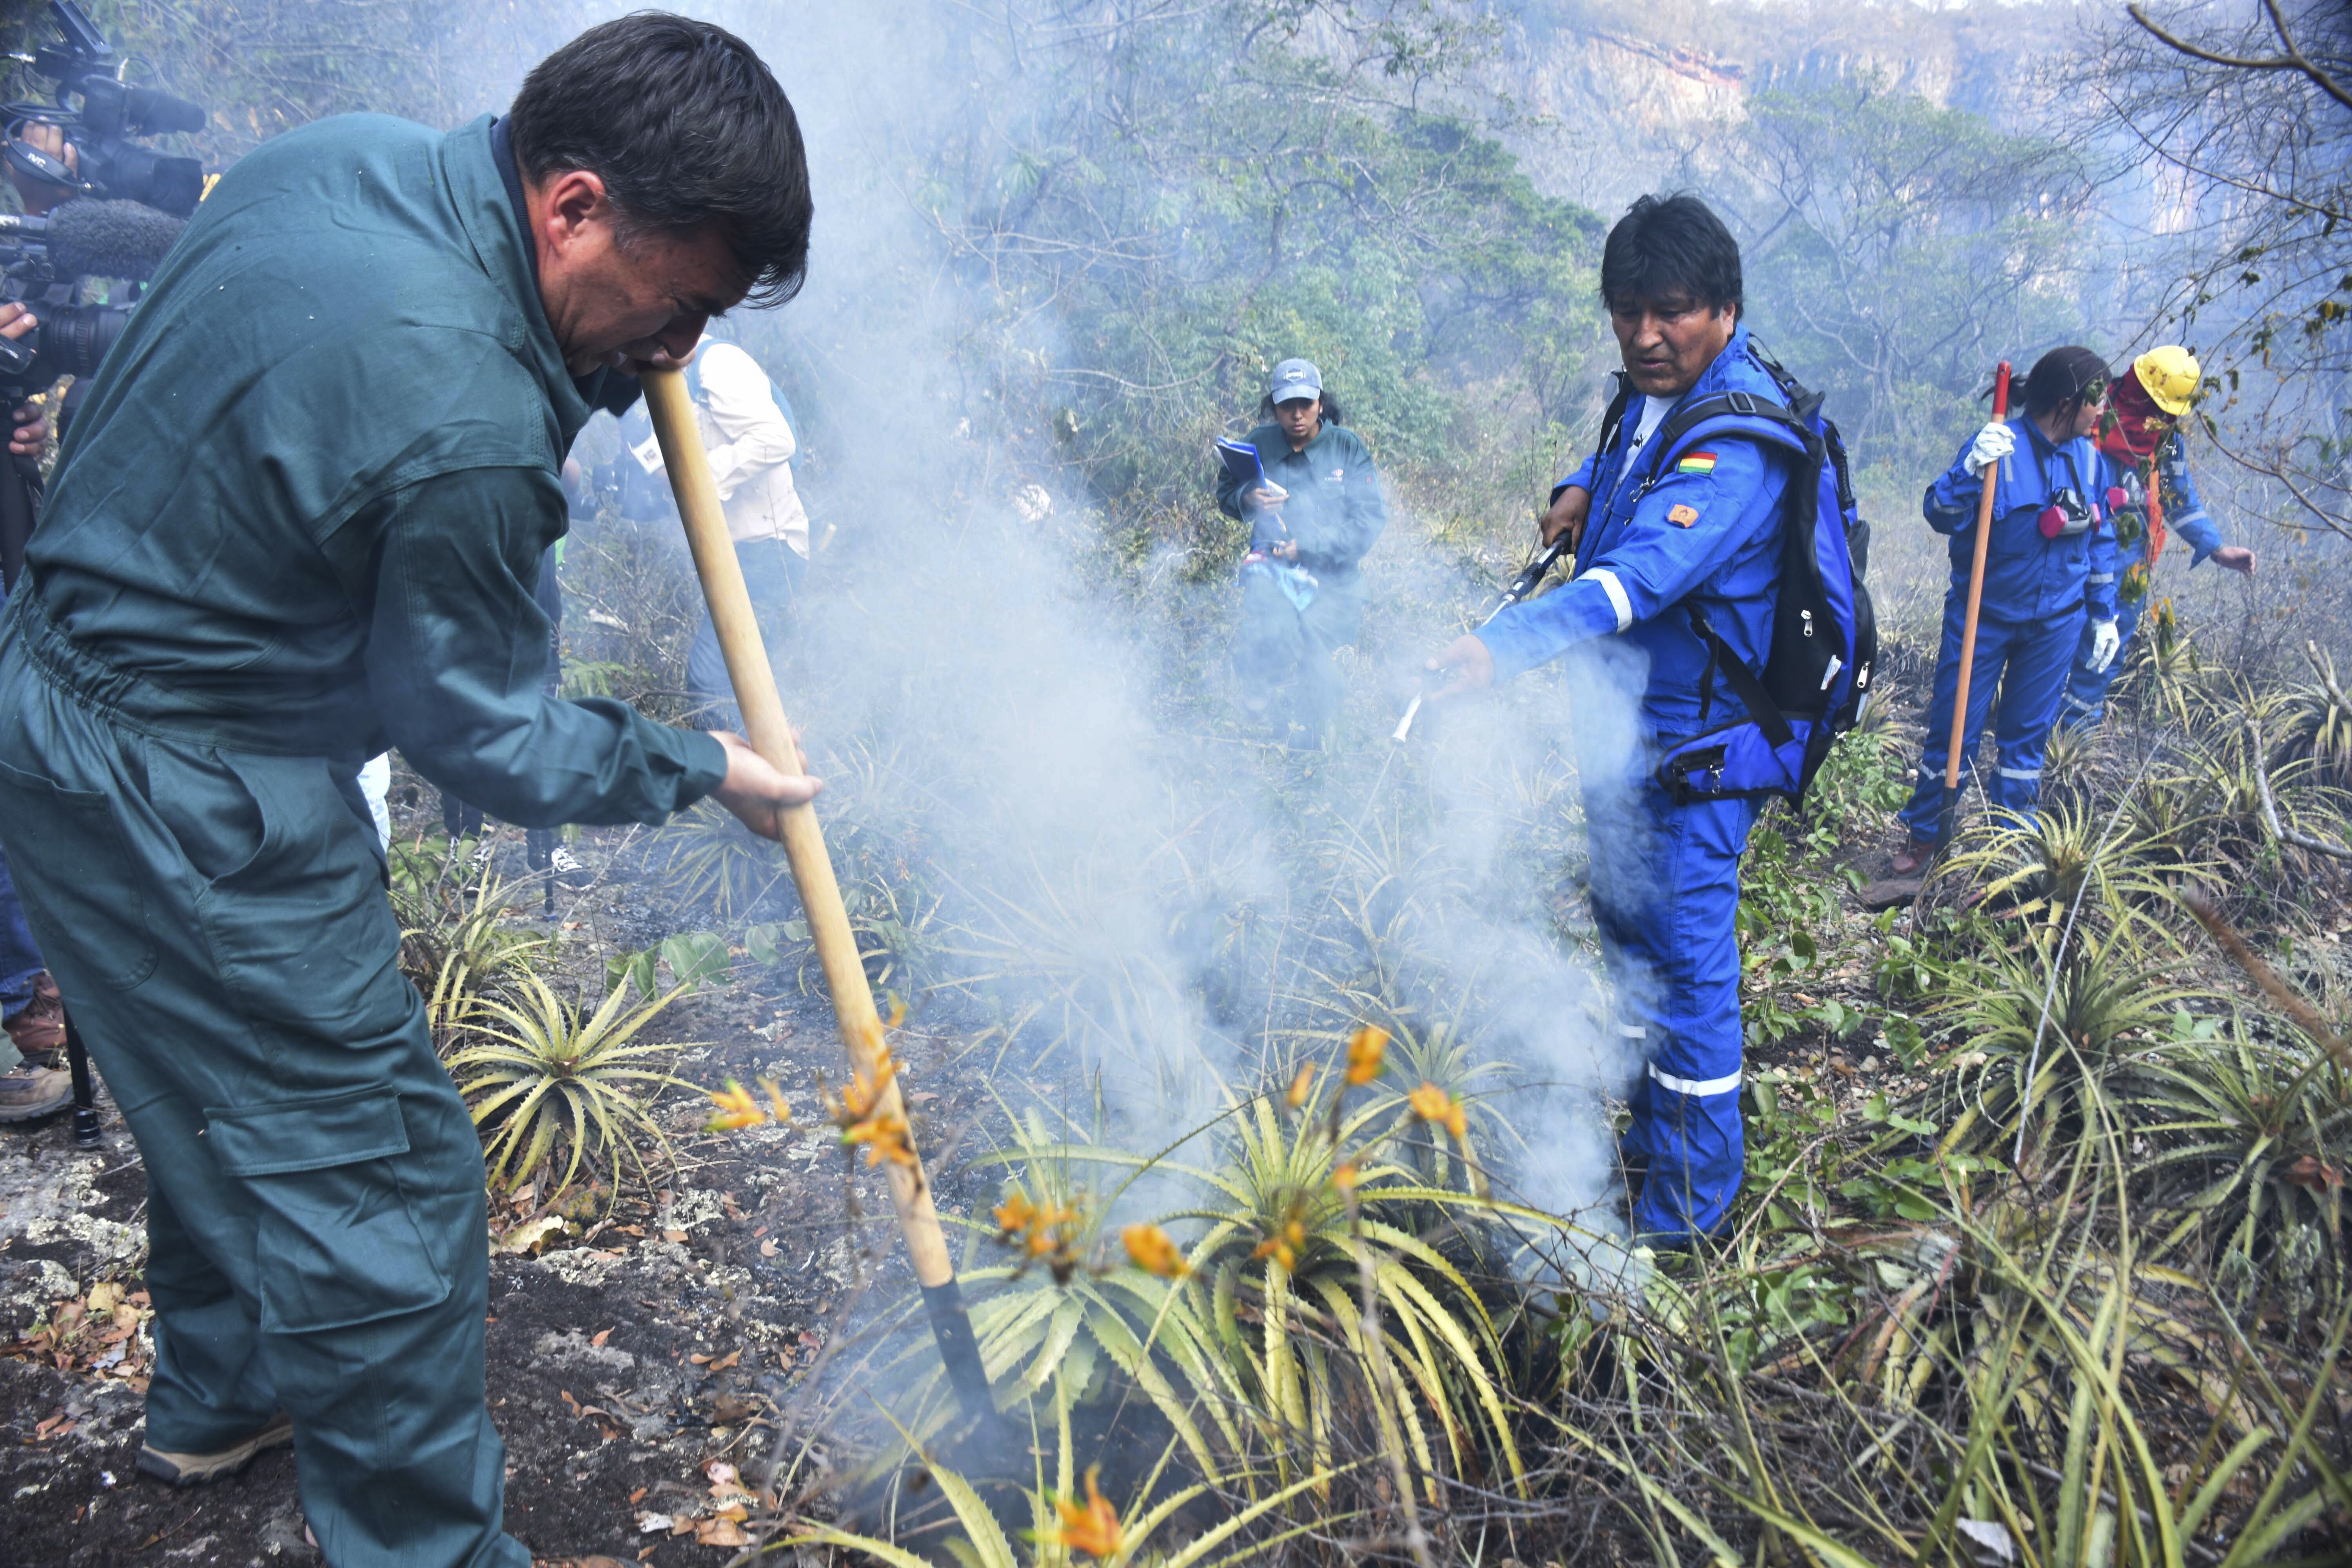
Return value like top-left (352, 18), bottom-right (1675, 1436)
top-left (1675, 451), bottom-right (1719, 475)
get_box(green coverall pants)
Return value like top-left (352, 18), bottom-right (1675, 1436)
top-left (1232, 568), bottom-right (1365, 740)
top-left (0, 615), bottom-right (527, 1568)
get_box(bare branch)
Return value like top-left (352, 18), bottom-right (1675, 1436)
top-left (2128, 1), bottom-right (2352, 113)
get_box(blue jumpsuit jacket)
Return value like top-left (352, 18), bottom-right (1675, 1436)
top-left (2062, 432), bottom-right (2225, 721)
top-left (1898, 416), bottom-right (2118, 838)
top-left (1479, 324), bottom-right (1801, 1241)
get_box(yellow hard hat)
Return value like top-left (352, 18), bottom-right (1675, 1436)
top-left (2132, 345), bottom-right (2200, 416)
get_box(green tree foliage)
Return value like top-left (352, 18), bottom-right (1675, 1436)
top-left (915, 0), bottom-right (1608, 539)
top-left (2100, 0), bottom-right (2352, 543)
top-left (1726, 74), bottom-right (2096, 485)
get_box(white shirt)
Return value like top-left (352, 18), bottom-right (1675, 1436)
top-left (1623, 394), bottom-right (1674, 466)
top-left (632, 340), bottom-right (810, 555)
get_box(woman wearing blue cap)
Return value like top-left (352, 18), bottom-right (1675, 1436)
top-left (1215, 358), bottom-right (1388, 746)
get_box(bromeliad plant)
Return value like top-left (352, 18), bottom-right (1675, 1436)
top-left (928, 1026), bottom-right (1542, 1517)
top-left (1930, 921), bottom-right (2211, 1156)
top-left (445, 972), bottom-right (693, 1201)
top-left (655, 798), bottom-right (791, 922)
top-left (397, 872), bottom-right (548, 1048)
top-left (1933, 796), bottom-right (2206, 933)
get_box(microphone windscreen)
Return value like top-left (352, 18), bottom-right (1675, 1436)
top-left (44, 198), bottom-right (188, 281)
top-left (123, 87), bottom-right (210, 137)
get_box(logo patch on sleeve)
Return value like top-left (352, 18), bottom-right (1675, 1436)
top-left (1675, 452), bottom-right (1718, 476)
top-left (1667, 503), bottom-right (1700, 527)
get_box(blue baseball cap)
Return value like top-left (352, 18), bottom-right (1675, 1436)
top-left (1269, 358), bottom-right (1322, 405)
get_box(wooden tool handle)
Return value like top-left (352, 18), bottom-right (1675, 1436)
top-left (642, 367), bottom-right (956, 1290)
top-left (1943, 361), bottom-right (2012, 798)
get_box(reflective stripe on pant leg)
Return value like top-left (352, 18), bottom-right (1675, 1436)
top-left (1989, 609), bottom-right (2083, 819)
top-left (1650, 1061), bottom-right (1740, 1096)
top-left (1900, 599), bottom-right (2020, 838)
top-left (1585, 768), bottom-right (1666, 1169)
top-left (1621, 779), bottom-right (1755, 1240)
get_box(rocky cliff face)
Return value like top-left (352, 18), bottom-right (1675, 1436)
top-left (1486, 0), bottom-right (2085, 208)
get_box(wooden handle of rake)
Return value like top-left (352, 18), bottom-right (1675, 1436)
top-left (644, 367), bottom-right (994, 1418)
top-left (1937, 361), bottom-right (2012, 850)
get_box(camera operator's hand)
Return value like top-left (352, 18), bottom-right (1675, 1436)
top-left (0, 305), bottom-right (49, 457)
top-left (9, 401), bottom-right (48, 458)
top-left (7, 121), bottom-right (78, 218)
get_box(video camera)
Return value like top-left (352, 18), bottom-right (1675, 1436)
top-left (6, 1), bottom-right (207, 218)
top-left (0, 198), bottom-right (183, 392)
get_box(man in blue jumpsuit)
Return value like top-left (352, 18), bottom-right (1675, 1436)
top-left (1891, 347), bottom-right (2119, 871)
top-left (2060, 346), bottom-right (2255, 725)
top-left (0, 18), bottom-right (817, 1567)
top-left (1429, 194), bottom-right (1803, 1243)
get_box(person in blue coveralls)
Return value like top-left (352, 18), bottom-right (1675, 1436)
top-left (1887, 346), bottom-right (2119, 875)
top-left (1425, 193), bottom-right (1806, 1244)
top-left (2059, 345), bottom-right (2255, 725)
top-left (1216, 359), bottom-right (1387, 748)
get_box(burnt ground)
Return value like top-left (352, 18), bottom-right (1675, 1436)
top-left (0, 809), bottom-right (1012, 1567)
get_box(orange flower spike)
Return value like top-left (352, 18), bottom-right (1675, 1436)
top-left (702, 1080), bottom-right (766, 1132)
top-left (993, 1193), bottom-right (1038, 1240)
top-left (1052, 1466), bottom-right (1124, 1559)
top-left (844, 1110), bottom-right (916, 1167)
top-left (840, 1045), bottom-right (900, 1123)
top-left (759, 1078), bottom-right (793, 1125)
top-left (1330, 1160), bottom-right (1360, 1194)
top-left (1407, 1080), bottom-right (1469, 1141)
top-left (1122, 1223), bottom-right (1190, 1278)
top-left (1284, 1062), bottom-right (1316, 1110)
top-left (1343, 1025), bottom-right (1389, 1086)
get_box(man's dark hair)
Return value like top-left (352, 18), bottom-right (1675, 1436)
top-left (1599, 194), bottom-right (1742, 317)
top-left (2023, 345), bottom-right (2110, 421)
top-left (508, 13), bottom-right (812, 306)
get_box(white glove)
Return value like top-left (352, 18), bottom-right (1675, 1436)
top-left (2087, 619), bottom-right (2120, 673)
top-left (1966, 421), bottom-right (2015, 476)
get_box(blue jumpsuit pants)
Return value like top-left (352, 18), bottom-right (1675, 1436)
top-left (1899, 599), bottom-right (2085, 841)
top-left (1587, 764), bottom-right (1758, 1240)
top-left (2062, 590), bottom-right (2141, 725)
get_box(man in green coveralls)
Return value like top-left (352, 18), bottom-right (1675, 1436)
top-left (0, 16), bottom-right (817, 1566)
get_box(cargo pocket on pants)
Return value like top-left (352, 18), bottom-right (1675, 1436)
top-left (206, 1087), bottom-right (454, 1333)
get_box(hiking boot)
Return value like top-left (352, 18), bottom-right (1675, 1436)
top-left (135, 1411), bottom-right (294, 1486)
top-left (0, 1065), bottom-right (71, 1123)
top-left (1887, 837), bottom-right (1937, 877)
top-left (4, 980), bottom-right (65, 1068)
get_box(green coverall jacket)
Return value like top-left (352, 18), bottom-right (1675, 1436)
top-left (0, 112), bottom-right (722, 1568)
